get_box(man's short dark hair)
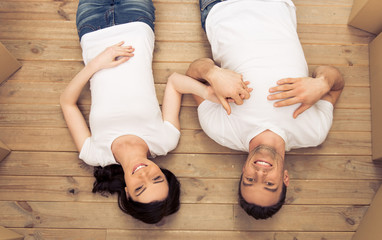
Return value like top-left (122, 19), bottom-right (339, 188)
top-left (238, 174), bottom-right (287, 220)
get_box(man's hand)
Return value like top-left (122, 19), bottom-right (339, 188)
top-left (268, 76), bottom-right (330, 118)
top-left (206, 66), bottom-right (252, 114)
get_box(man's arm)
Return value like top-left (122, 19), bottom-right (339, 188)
top-left (268, 66), bottom-right (344, 118)
top-left (186, 58), bottom-right (251, 115)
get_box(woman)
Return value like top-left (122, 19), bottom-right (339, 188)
top-left (60, 0), bottom-right (183, 224)
top-left (61, 0), bottom-right (243, 224)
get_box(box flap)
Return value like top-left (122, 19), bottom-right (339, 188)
top-left (0, 43), bottom-right (22, 85)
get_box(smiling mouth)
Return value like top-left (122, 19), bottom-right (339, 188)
top-left (132, 164), bottom-right (147, 174)
top-left (254, 160), bottom-right (272, 167)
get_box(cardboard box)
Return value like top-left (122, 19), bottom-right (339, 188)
top-left (348, 0), bottom-right (382, 34)
top-left (0, 226), bottom-right (23, 240)
top-left (352, 185), bottom-right (382, 240)
top-left (0, 42), bottom-right (22, 86)
top-left (0, 141), bottom-right (11, 162)
top-left (369, 33), bottom-right (382, 162)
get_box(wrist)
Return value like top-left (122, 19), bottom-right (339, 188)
top-left (316, 75), bottom-right (331, 95)
top-left (205, 65), bottom-right (220, 85)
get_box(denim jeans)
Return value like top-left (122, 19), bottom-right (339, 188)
top-left (199, 0), bottom-right (225, 31)
top-left (76, 0), bottom-right (155, 40)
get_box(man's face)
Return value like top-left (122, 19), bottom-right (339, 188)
top-left (240, 145), bottom-right (289, 206)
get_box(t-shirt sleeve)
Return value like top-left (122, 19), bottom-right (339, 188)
top-left (163, 120), bottom-right (181, 152)
top-left (316, 100), bottom-right (334, 144)
top-left (79, 137), bottom-right (110, 167)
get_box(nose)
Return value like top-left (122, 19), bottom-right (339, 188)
top-left (255, 168), bottom-right (268, 179)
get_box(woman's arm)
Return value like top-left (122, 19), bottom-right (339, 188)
top-left (60, 41), bottom-right (134, 151)
top-left (161, 72), bottom-right (219, 130)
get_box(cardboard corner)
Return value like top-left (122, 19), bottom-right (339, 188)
top-left (351, 185), bottom-right (382, 240)
top-left (0, 42), bottom-right (22, 86)
top-left (369, 33), bottom-right (382, 162)
top-left (0, 140), bottom-right (11, 162)
top-left (348, 0), bottom-right (382, 34)
top-left (0, 226), bottom-right (24, 240)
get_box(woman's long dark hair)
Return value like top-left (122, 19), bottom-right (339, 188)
top-left (92, 164), bottom-right (180, 224)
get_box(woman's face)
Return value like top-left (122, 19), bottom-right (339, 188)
top-left (123, 158), bottom-right (169, 203)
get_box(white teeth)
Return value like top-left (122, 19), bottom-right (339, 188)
top-left (133, 165), bottom-right (146, 174)
top-left (256, 161), bottom-right (271, 166)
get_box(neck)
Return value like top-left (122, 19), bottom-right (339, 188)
top-left (249, 130), bottom-right (286, 158)
top-left (111, 135), bottom-right (149, 170)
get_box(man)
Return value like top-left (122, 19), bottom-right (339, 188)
top-left (183, 0), bottom-right (344, 219)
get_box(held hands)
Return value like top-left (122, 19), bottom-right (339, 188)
top-left (268, 76), bottom-right (330, 118)
top-left (207, 66), bottom-right (252, 114)
top-left (89, 41), bottom-right (135, 71)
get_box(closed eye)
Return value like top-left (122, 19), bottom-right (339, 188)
top-left (135, 185), bottom-right (143, 192)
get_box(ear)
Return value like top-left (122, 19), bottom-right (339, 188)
top-left (124, 187), bottom-right (130, 198)
top-left (283, 170), bottom-right (290, 187)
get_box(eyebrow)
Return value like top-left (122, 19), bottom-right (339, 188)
top-left (136, 179), bottom-right (165, 197)
top-left (242, 181), bottom-right (278, 193)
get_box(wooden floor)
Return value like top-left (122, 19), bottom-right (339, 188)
top-left (1, 0), bottom-right (382, 239)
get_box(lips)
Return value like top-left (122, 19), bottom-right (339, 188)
top-left (254, 160), bottom-right (272, 167)
top-left (132, 164), bottom-right (147, 174)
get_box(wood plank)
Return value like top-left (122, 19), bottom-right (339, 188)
top-left (0, 201), bottom-right (366, 231)
top-left (0, 127), bottom-right (371, 155)
top-left (1, 40), bottom-right (369, 65)
top-left (0, 2), bottom-right (356, 26)
top-left (0, 201), bottom-right (234, 230)
top-left (1, 152), bottom-right (381, 180)
top-left (0, 81), bottom-right (371, 109)
top-left (9, 228), bottom-right (106, 240)
top-left (0, 20), bottom-right (374, 46)
top-left (233, 205), bottom-right (366, 231)
top-left (107, 230), bottom-right (354, 240)
top-left (0, 176), bottom-right (378, 205)
top-left (7, 61), bottom-right (370, 88)
top-left (0, 104), bottom-right (370, 132)
top-left (0, 0), bottom-right (355, 5)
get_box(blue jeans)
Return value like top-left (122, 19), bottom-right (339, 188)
top-left (76, 0), bottom-right (155, 40)
top-left (199, 0), bottom-right (224, 31)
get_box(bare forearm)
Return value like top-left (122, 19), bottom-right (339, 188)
top-left (60, 63), bottom-right (98, 106)
top-left (186, 58), bottom-right (218, 84)
top-left (162, 72), bottom-right (207, 130)
top-left (168, 72), bottom-right (209, 97)
top-left (313, 66), bottom-right (344, 92)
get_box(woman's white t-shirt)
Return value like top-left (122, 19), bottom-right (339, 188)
top-left (79, 22), bottom-right (180, 167)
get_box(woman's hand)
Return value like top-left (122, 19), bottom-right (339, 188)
top-left (89, 41), bottom-right (135, 71)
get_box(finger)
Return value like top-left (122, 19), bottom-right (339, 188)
top-left (112, 56), bottom-right (130, 66)
top-left (115, 41), bottom-right (125, 47)
top-left (232, 93), bottom-right (244, 105)
top-left (268, 90), bottom-right (295, 101)
top-left (277, 78), bottom-right (297, 85)
top-left (269, 83), bottom-right (294, 93)
top-left (293, 104), bottom-right (311, 119)
top-left (239, 88), bottom-right (250, 99)
top-left (218, 95), bottom-right (231, 115)
top-left (273, 97), bottom-right (300, 107)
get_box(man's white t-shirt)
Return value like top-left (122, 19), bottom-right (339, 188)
top-left (199, 0), bottom-right (333, 152)
top-left (78, 22), bottom-right (180, 167)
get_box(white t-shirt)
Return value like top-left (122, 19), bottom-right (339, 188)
top-left (79, 22), bottom-right (180, 167)
top-left (199, 0), bottom-right (333, 152)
